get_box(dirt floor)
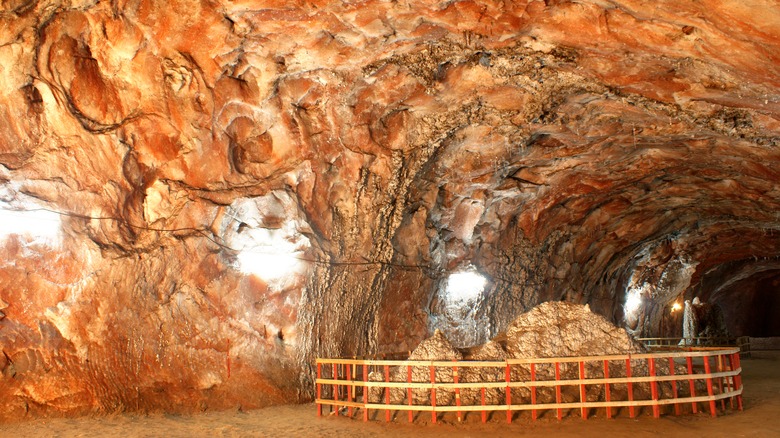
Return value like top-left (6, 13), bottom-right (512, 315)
top-left (1, 351), bottom-right (778, 438)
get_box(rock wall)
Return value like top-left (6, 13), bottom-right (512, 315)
top-left (0, 0), bottom-right (779, 420)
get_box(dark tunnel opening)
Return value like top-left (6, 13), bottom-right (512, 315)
top-left (710, 270), bottom-right (780, 337)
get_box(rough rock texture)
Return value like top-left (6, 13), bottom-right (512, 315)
top-left (375, 302), bottom-right (690, 407)
top-left (399, 329), bottom-right (462, 406)
top-left (504, 302), bottom-right (692, 403)
top-left (506, 302), bottom-right (645, 359)
top-left (698, 261), bottom-right (780, 337)
top-left (460, 340), bottom-right (507, 405)
top-left (506, 302), bottom-right (636, 403)
top-left (0, 0), bottom-right (779, 421)
top-left (368, 329), bottom-right (460, 405)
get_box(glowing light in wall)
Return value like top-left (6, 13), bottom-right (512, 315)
top-left (223, 194), bottom-right (311, 286)
top-left (670, 301), bottom-right (682, 313)
top-left (0, 201), bottom-right (62, 246)
top-left (235, 227), bottom-right (304, 281)
top-left (445, 268), bottom-right (487, 303)
top-left (624, 288), bottom-right (643, 316)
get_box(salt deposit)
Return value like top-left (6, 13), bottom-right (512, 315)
top-left (398, 329), bottom-right (462, 406)
top-left (369, 329), bottom-right (462, 406)
top-left (505, 301), bottom-right (645, 359)
top-left (460, 340), bottom-right (507, 405)
top-left (371, 301), bottom-right (697, 408)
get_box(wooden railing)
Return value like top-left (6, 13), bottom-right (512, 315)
top-left (638, 337), bottom-right (734, 346)
top-left (315, 348), bottom-right (743, 423)
top-left (639, 337), bottom-right (751, 357)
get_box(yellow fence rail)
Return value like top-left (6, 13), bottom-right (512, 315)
top-left (315, 348), bottom-right (743, 423)
top-left (638, 337), bottom-right (751, 357)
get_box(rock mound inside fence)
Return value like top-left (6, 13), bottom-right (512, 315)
top-left (505, 301), bottom-right (645, 358)
top-left (370, 301), bottom-right (694, 408)
top-left (410, 329), bottom-right (463, 361)
top-left (502, 302), bottom-right (641, 403)
top-left (369, 329), bottom-right (462, 405)
top-left (404, 329), bottom-right (462, 406)
top-left (461, 340), bottom-right (507, 405)
top-left (503, 301), bottom-right (694, 403)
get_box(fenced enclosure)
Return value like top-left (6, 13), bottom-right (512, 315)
top-left (639, 336), bottom-right (750, 350)
top-left (315, 348), bottom-right (743, 423)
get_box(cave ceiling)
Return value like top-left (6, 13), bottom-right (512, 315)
top-left (0, 0), bottom-right (778, 420)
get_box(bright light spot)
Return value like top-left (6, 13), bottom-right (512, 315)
top-left (0, 202), bottom-right (62, 246)
top-left (235, 226), bottom-right (305, 281)
top-left (671, 302), bottom-right (682, 313)
top-left (445, 268), bottom-right (487, 302)
top-left (236, 250), bottom-right (301, 281)
top-left (624, 289), bottom-right (643, 316)
top-left (222, 194), bottom-right (311, 286)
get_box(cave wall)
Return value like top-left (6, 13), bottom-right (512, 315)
top-left (0, 0), bottom-right (779, 420)
top-left (699, 264), bottom-right (780, 337)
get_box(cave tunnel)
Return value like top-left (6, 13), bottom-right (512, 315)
top-left (0, 0), bottom-right (779, 423)
top-left (701, 264), bottom-right (780, 338)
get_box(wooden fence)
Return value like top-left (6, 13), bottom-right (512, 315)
top-left (639, 337), bottom-right (751, 358)
top-left (315, 348), bottom-right (743, 423)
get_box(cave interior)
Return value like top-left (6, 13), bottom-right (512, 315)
top-left (0, 0), bottom-right (778, 420)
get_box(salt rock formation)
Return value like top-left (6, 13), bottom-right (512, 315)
top-left (400, 329), bottom-right (462, 406)
top-left (368, 329), bottom-right (461, 405)
top-left (460, 340), bottom-right (507, 405)
top-left (505, 301), bottom-right (690, 403)
top-left (694, 301), bottom-right (730, 340)
top-left (377, 302), bottom-right (679, 408)
top-left (506, 301), bottom-right (645, 359)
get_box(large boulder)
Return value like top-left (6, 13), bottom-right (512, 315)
top-left (503, 301), bottom-right (698, 404)
top-left (506, 301), bottom-right (645, 359)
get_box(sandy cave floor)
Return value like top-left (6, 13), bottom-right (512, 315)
top-left (2, 351), bottom-right (779, 438)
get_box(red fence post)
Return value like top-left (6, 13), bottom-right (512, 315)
top-left (626, 358), bottom-right (635, 419)
top-left (649, 357), bottom-right (660, 418)
top-left (603, 360), bottom-right (611, 419)
top-left (505, 362), bottom-right (512, 423)
top-left (703, 356), bottom-right (717, 417)
top-left (333, 363), bottom-right (339, 416)
top-left (686, 356), bottom-right (698, 414)
top-left (733, 353), bottom-right (743, 411)
top-left (717, 355), bottom-right (725, 411)
top-left (407, 365), bottom-right (413, 423)
top-left (530, 363), bottom-right (537, 421)
top-left (384, 364), bottom-right (391, 422)
top-left (347, 363), bottom-right (353, 417)
top-left (430, 365), bottom-right (437, 424)
top-left (579, 361), bottom-right (587, 420)
top-left (724, 354), bottom-right (734, 410)
top-left (363, 364), bottom-right (368, 421)
top-left (454, 364), bottom-right (462, 422)
top-left (317, 362), bottom-right (322, 417)
top-left (555, 361), bottom-right (562, 421)
top-left (667, 356), bottom-right (680, 415)
top-left (481, 386), bottom-right (487, 423)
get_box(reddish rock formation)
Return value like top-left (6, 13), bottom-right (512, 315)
top-left (0, 0), bottom-right (778, 421)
